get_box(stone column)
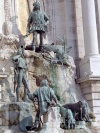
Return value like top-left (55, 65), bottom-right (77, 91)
top-left (0, 85), bottom-right (1, 101)
top-left (80, 0), bottom-right (100, 77)
top-left (78, 0), bottom-right (100, 121)
top-left (0, 0), bottom-right (5, 34)
top-left (95, 0), bottom-right (100, 53)
top-left (81, 0), bottom-right (99, 57)
top-left (74, 0), bottom-right (85, 59)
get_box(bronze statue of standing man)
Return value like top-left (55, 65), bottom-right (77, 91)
top-left (26, 1), bottom-right (49, 52)
top-left (12, 45), bottom-right (30, 102)
top-left (27, 79), bottom-right (58, 131)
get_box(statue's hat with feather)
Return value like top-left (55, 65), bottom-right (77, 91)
top-left (33, 0), bottom-right (40, 7)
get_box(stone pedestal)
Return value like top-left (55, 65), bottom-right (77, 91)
top-left (28, 107), bottom-right (64, 133)
top-left (76, 121), bottom-right (86, 129)
top-left (78, 78), bottom-right (100, 121)
top-left (77, 56), bottom-right (100, 121)
top-left (79, 57), bottom-right (100, 77)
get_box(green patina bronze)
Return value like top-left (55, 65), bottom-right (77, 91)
top-left (27, 79), bottom-right (75, 131)
top-left (57, 103), bottom-right (75, 130)
top-left (27, 79), bottom-right (58, 131)
top-left (26, 1), bottom-right (49, 51)
top-left (12, 46), bottom-right (30, 102)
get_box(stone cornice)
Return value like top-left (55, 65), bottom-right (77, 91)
top-left (77, 76), bottom-right (100, 84)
